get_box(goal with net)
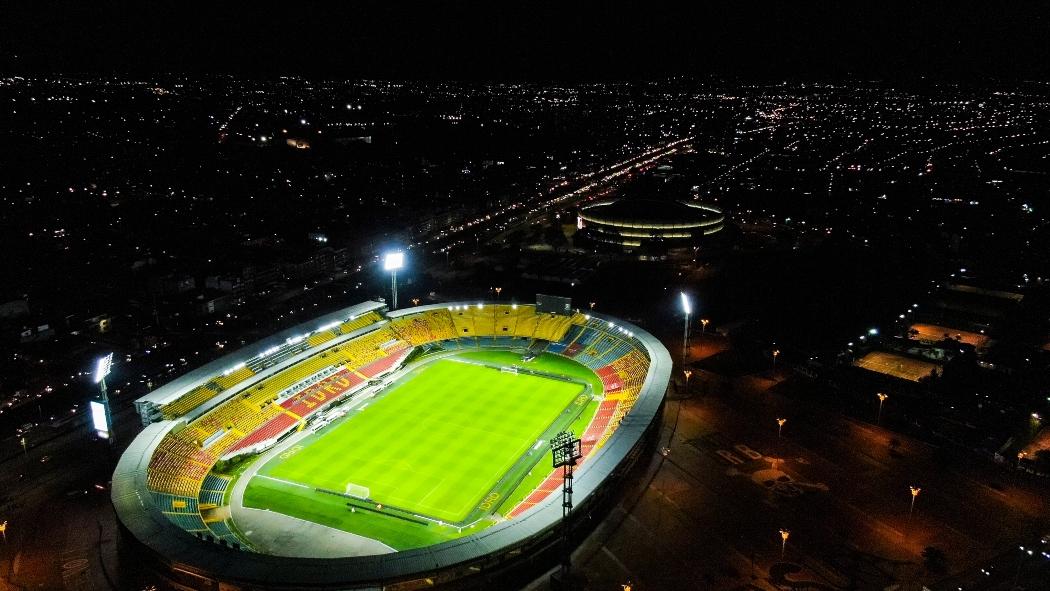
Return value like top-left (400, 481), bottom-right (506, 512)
top-left (344, 483), bottom-right (371, 500)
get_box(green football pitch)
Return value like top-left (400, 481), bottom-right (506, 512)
top-left (242, 351), bottom-right (595, 545)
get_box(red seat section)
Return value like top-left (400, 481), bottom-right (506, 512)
top-left (507, 399), bottom-right (621, 519)
top-left (509, 469), bottom-right (563, 518)
top-left (359, 346), bottom-right (410, 379)
top-left (230, 415), bottom-right (297, 452)
top-left (281, 370), bottom-right (359, 416)
top-left (230, 369), bottom-right (362, 453)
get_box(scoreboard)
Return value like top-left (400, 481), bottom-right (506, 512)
top-left (536, 294), bottom-right (573, 315)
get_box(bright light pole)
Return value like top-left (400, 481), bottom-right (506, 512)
top-left (93, 353), bottom-right (115, 445)
top-left (779, 529), bottom-right (790, 560)
top-left (680, 292), bottom-right (692, 362)
top-left (683, 370), bottom-right (692, 394)
top-left (777, 418), bottom-right (787, 438)
top-left (909, 486), bottom-right (921, 519)
top-left (876, 392), bottom-right (888, 425)
top-left (383, 251), bottom-right (405, 309)
top-left (494, 286), bottom-right (502, 300)
top-left (0, 520), bottom-right (6, 544)
top-left (20, 437), bottom-right (27, 458)
top-left (771, 349), bottom-right (780, 378)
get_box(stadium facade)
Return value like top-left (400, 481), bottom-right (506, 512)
top-left (112, 298), bottom-right (671, 589)
top-left (577, 197), bottom-right (725, 250)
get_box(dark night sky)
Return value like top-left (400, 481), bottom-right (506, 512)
top-left (3, 2), bottom-right (1050, 80)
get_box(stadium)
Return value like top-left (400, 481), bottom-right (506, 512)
top-left (577, 197), bottom-right (725, 250)
top-left (112, 297), bottom-right (670, 589)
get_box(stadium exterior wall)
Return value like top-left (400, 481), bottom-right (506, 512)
top-left (111, 303), bottom-right (672, 590)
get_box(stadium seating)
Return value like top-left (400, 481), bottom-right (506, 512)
top-left (337, 311), bottom-right (383, 335)
top-left (546, 324), bottom-right (582, 353)
top-left (161, 383), bottom-right (222, 419)
top-left (229, 369), bottom-right (367, 453)
top-left (358, 346), bottom-right (410, 378)
top-left (307, 330), bottom-right (338, 348)
top-left (213, 366), bottom-right (255, 391)
top-left (146, 302), bottom-right (654, 539)
top-left (533, 312), bottom-right (582, 341)
top-left (389, 311), bottom-right (457, 345)
top-left (492, 305), bottom-right (532, 335)
top-left (198, 474), bottom-right (231, 508)
top-left (206, 520), bottom-right (243, 546)
top-left (450, 308), bottom-right (479, 336)
top-left (511, 308), bottom-right (541, 338)
top-left (164, 509), bottom-right (209, 533)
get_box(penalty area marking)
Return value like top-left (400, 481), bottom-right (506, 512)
top-left (259, 475), bottom-right (311, 489)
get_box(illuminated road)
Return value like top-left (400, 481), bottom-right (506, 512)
top-left (413, 136), bottom-right (695, 255)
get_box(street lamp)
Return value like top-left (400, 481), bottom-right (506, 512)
top-left (683, 370), bottom-right (692, 394)
top-left (876, 392), bottom-right (888, 425)
top-left (494, 286), bottom-right (502, 300)
top-left (411, 298), bottom-right (420, 306)
top-left (777, 418), bottom-right (787, 438)
top-left (699, 318), bottom-right (710, 356)
top-left (589, 301), bottom-right (596, 310)
top-left (0, 520), bottom-right (6, 544)
top-left (680, 292), bottom-right (692, 362)
top-left (779, 528), bottom-right (790, 560)
top-left (771, 349), bottom-right (780, 378)
top-left (383, 251), bottom-right (405, 309)
top-left (909, 486), bottom-right (921, 518)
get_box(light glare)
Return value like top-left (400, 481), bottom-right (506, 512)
top-left (93, 353), bottom-right (113, 384)
top-left (383, 252), bottom-right (405, 271)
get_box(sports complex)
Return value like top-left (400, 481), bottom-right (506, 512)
top-left (577, 197), bottom-right (725, 250)
top-left (112, 297), bottom-right (670, 589)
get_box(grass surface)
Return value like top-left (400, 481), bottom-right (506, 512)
top-left (247, 353), bottom-right (588, 527)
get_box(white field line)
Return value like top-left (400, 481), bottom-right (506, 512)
top-left (259, 475), bottom-right (311, 489)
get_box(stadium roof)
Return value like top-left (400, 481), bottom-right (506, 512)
top-left (136, 300), bottom-right (385, 407)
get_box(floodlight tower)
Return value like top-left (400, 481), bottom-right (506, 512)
top-left (383, 251), bottom-right (405, 309)
top-left (93, 353), bottom-right (115, 445)
top-left (551, 430), bottom-right (583, 586)
top-left (680, 292), bottom-right (692, 362)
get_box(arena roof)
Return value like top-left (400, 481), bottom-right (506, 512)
top-left (579, 198), bottom-right (724, 230)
